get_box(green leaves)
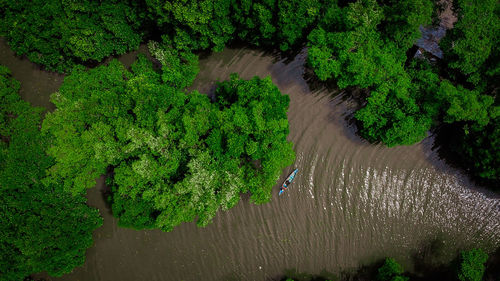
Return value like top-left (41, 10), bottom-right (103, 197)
top-left (42, 60), bottom-right (131, 194)
top-left (305, 0), bottom-right (499, 186)
top-left (458, 248), bottom-right (488, 281)
top-left (354, 85), bottom-right (432, 147)
top-left (440, 0), bottom-right (499, 85)
top-left (437, 80), bottom-right (494, 127)
top-left (0, 65), bottom-right (102, 280)
top-left (145, 0), bottom-right (234, 51)
top-left (379, 0), bottom-right (433, 49)
top-left (43, 52), bottom-right (294, 232)
top-left (277, 0), bottom-right (321, 51)
top-left (0, 0), bottom-right (143, 72)
top-left (215, 75), bottom-right (295, 203)
top-left (432, 0), bottom-right (499, 184)
top-left (306, 0), bottom-right (437, 147)
top-left (377, 258), bottom-right (409, 281)
top-left (455, 116), bottom-right (500, 182)
top-left (148, 41), bottom-right (200, 89)
top-left (307, 0), bottom-right (418, 88)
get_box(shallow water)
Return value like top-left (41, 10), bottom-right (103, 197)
top-left (0, 38), bottom-right (62, 110)
top-left (1, 41), bottom-right (499, 281)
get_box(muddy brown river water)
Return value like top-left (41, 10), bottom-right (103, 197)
top-left (1, 38), bottom-right (499, 281)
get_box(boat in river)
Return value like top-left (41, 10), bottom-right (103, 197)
top-left (279, 169), bottom-right (299, 195)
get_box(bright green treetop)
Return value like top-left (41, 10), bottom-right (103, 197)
top-left (42, 52), bottom-right (294, 231)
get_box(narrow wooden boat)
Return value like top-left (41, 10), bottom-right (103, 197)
top-left (279, 168), bottom-right (299, 195)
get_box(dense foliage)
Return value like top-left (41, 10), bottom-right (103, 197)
top-left (454, 117), bottom-right (500, 182)
top-left (305, 0), bottom-right (499, 183)
top-left (376, 258), bottom-right (409, 281)
top-left (457, 248), bottom-right (488, 281)
top-left (0, 0), bottom-right (331, 71)
top-left (145, 0), bottom-right (324, 52)
top-left (307, 0), bottom-right (434, 146)
top-left (0, 0), bottom-right (143, 72)
top-left (42, 53), bottom-right (294, 231)
top-left (439, 0), bottom-right (500, 183)
top-left (145, 0), bottom-right (234, 51)
top-left (0, 66), bottom-right (102, 280)
top-left (440, 0), bottom-right (499, 86)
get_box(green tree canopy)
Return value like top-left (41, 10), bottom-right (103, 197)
top-left (437, 80), bottom-right (495, 127)
top-left (306, 0), bottom-right (437, 147)
top-left (0, 65), bottom-right (102, 280)
top-left (377, 258), bottom-right (409, 281)
top-left (230, 0), bottom-right (281, 47)
top-left (440, 0), bottom-right (500, 86)
top-left (455, 115), bottom-right (500, 183)
top-left (145, 0), bottom-right (324, 52)
top-left (0, 0), bottom-right (143, 72)
top-left (379, 0), bottom-right (433, 49)
top-left (433, 0), bottom-right (499, 184)
top-left (276, 0), bottom-right (321, 51)
top-left (457, 248), bottom-right (488, 281)
top-left (307, 0), bottom-right (432, 85)
top-left (145, 0), bottom-right (235, 51)
top-left (42, 53), bottom-right (294, 231)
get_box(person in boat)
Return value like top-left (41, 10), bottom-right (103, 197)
top-left (282, 180), bottom-right (290, 190)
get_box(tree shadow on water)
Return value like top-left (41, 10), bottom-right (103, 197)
top-left (484, 247), bottom-right (500, 281)
top-left (271, 268), bottom-right (340, 281)
top-left (324, 88), bottom-right (373, 147)
top-left (409, 237), bottom-right (458, 281)
top-left (423, 124), bottom-right (500, 197)
top-left (95, 167), bottom-right (115, 215)
top-left (302, 69), bottom-right (343, 99)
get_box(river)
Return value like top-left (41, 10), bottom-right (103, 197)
top-left (1, 38), bottom-right (499, 280)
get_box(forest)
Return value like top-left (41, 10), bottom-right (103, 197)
top-left (0, 0), bottom-right (498, 280)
